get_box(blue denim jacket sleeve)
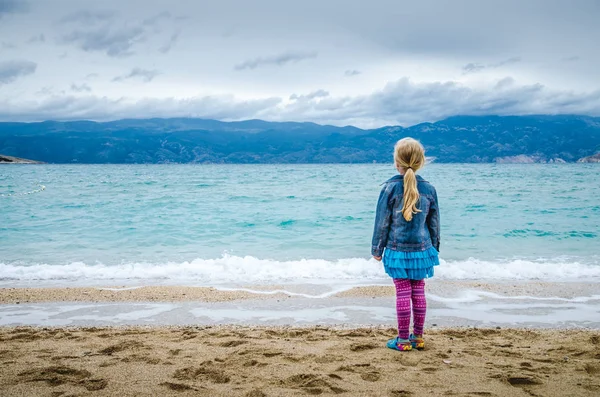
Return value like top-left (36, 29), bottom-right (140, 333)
top-left (371, 183), bottom-right (394, 257)
top-left (426, 187), bottom-right (440, 251)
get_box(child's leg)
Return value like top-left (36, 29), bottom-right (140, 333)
top-left (410, 279), bottom-right (427, 335)
top-left (393, 278), bottom-right (412, 339)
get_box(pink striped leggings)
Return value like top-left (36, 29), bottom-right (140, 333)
top-left (393, 278), bottom-right (427, 339)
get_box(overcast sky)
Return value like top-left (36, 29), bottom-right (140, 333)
top-left (0, 0), bottom-right (599, 127)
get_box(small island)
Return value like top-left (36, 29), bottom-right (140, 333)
top-left (0, 155), bottom-right (43, 164)
top-left (577, 153), bottom-right (600, 163)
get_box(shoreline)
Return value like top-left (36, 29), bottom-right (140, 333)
top-left (2, 281), bottom-right (599, 329)
top-left (1, 325), bottom-right (598, 396)
top-left (1, 280), bottom-right (599, 304)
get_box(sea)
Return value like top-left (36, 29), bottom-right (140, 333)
top-left (1, 164), bottom-right (599, 287)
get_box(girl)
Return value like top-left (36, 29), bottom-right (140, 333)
top-left (371, 137), bottom-right (440, 352)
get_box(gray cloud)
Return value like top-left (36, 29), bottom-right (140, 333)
top-left (463, 57), bottom-right (522, 74)
top-left (143, 11), bottom-right (171, 27)
top-left (70, 83), bottom-right (91, 92)
top-left (495, 77), bottom-right (515, 89)
top-left (265, 77), bottom-right (600, 127)
top-left (61, 25), bottom-right (146, 57)
top-left (0, 94), bottom-right (282, 122)
top-left (36, 86), bottom-right (55, 96)
top-left (58, 9), bottom-right (179, 57)
top-left (493, 57), bottom-right (522, 67)
top-left (27, 33), bottom-right (45, 43)
top-left (462, 63), bottom-right (485, 73)
top-left (158, 31), bottom-right (179, 53)
top-left (345, 70), bottom-right (361, 77)
top-left (112, 67), bottom-right (161, 82)
top-left (234, 51), bottom-right (318, 71)
top-left (0, 60), bottom-right (36, 84)
top-left (0, 0), bottom-right (28, 17)
top-left (1, 41), bottom-right (17, 49)
top-left (290, 89), bottom-right (329, 101)
top-left (2, 77), bottom-right (599, 127)
top-left (60, 10), bottom-right (116, 25)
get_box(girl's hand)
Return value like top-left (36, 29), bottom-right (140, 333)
top-left (373, 256), bottom-right (382, 262)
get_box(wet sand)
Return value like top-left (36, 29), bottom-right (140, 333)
top-left (1, 281), bottom-right (598, 303)
top-left (0, 325), bottom-right (599, 396)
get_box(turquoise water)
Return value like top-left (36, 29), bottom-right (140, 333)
top-left (1, 164), bottom-right (599, 284)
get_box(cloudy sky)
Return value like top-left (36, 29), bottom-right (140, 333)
top-left (1, 0), bottom-right (599, 127)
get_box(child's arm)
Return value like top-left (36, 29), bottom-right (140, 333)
top-left (426, 188), bottom-right (440, 251)
top-left (371, 183), bottom-right (394, 258)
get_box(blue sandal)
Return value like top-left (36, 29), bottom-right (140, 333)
top-left (386, 337), bottom-right (412, 351)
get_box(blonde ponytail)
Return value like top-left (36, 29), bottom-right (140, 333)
top-left (402, 168), bottom-right (420, 221)
top-left (393, 138), bottom-right (426, 222)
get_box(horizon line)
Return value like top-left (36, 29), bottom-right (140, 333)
top-left (0, 113), bottom-right (598, 131)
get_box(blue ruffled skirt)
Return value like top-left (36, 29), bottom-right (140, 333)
top-left (383, 246), bottom-right (439, 280)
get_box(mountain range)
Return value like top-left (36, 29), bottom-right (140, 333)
top-left (1, 115), bottom-right (599, 164)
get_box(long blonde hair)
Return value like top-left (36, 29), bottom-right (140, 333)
top-left (394, 138), bottom-right (426, 221)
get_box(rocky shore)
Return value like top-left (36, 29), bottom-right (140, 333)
top-left (578, 153), bottom-right (600, 163)
top-left (0, 155), bottom-right (42, 164)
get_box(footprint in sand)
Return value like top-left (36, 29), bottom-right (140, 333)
top-left (218, 340), bottom-right (248, 347)
top-left (506, 376), bottom-right (542, 387)
top-left (236, 347), bottom-right (282, 357)
top-left (120, 354), bottom-right (161, 364)
top-left (245, 389), bottom-right (267, 397)
top-left (389, 390), bottom-right (414, 396)
top-left (173, 362), bottom-right (231, 384)
top-left (160, 381), bottom-right (202, 391)
top-left (179, 330), bottom-right (198, 340)
top-left (243, 359), bottom-right (268, 367)
top-left (8, 331), bottom-right (42, 341)
top-left (18, 365), bottom-right (107, 391)
top-left (98, 340), bottom-right (146, 355)
top-left (314, 355), bottom-right (342, 364)
top-left (263, 351), bottom-right (283, 357)
top-left (360, 372), bottom-right (381, 382)
top-left (280, 373), bottom-right (347, 395)
top-left (350, 343), bottom-right (378, 352)
top-left (336, 363), bottom-right (371, 372)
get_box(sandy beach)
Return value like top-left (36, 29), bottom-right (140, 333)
top-left (0, 325), bottom-right (598, 396)
top-left (0, 282), bottom-right (599, 396)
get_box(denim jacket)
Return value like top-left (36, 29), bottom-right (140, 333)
top-left (371, 174), bottom-right (440, 256)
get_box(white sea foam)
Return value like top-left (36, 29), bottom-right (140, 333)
top-left (436, 257), bottom-right (600, 280)
top-left (0, 255), bottom-right (599, 283)
top-left (428, 290), bottom-right (600, 304)
top-left (214, 286), bottom-right (355, 299)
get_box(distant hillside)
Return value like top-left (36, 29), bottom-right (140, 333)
top-left (0, 115), bottom-right (599, 163)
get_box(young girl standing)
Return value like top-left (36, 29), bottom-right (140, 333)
top-left (371, 137), bottom-right (440, 351)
